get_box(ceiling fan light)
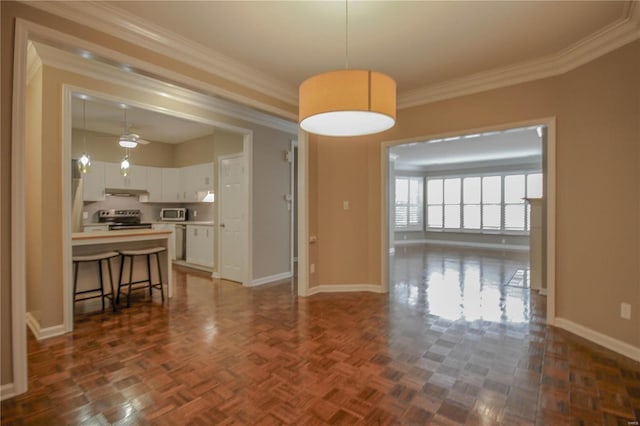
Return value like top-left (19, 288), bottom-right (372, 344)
top-left (299, 69), bottom-right (396, 137)
top-left (118, 138), bottom-right (138, 149)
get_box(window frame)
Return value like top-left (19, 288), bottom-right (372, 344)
top-left (425, 170), bottom-right (542, 235)
top-left (394, 175), bottom-right (424, 231)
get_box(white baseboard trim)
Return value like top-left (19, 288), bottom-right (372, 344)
top-left (555, 317), bottom-right (640, 362)
top-left (250, 271), bottom-right (293, 287)
top-left (307, 284), bottom-right (385, 296)
top-left (26, 312), bottom-right (66, 341)
top-left (395, 239), bottom-right (529, 252)
top-left (211, 271), bottom-right (221, 279)
top-left (0, 383), bottom-right (17, 401)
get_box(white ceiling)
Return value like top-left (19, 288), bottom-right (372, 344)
top-left (71, 95), bottom-right (215, 144)
top-left (390, 127), bottom-right (542, 171)
top-left (105, 0), bottom-right (630, 96)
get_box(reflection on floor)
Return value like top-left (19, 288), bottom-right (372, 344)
top-left (2, 254), bottom-right (639, 425)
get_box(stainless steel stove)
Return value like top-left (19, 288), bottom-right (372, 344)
top-left (98, 209), bottom-right (152, 231)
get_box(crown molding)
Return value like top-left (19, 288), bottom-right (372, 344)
top-left (398, 2), bottom-right (640, 108)
top-left (23, 0), bottom-right (640, 112)
top-left (23, 0), bottom-right (298, 106)
top-left (32, 42), bottom-right (298, 135)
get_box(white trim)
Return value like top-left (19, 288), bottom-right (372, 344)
top-left (25, 313), bottom-right (66, 341)
top-left (25, 0), bottom-right (639, 111)
top-left (32, 41), bottom-right (297, 135)
top-left (62, 87), bottom-right (73, 333)
top-left (297, 130), bottom-right (309, 297)
top-left (289, 139), bottom-right (297, 286)
top-left (251, 272), bottom-right (293, 287)
top-left (398, 6), bottom-right (640, 108)
top-left (394, 239), bottom-right (529, 252)
top-left (555, 318), bottom-right (640, 363)
top-left (13, 18), bottom-right (296, 123)
top-left (306, 284), bottom-right (385, 296)
top-left (211, 271), bottom-right (221, 279)
top-left (10, 18), bottom-right (30, 398)
top-left (26, 0), bottom-right (297, 106)
top-left (0, 383), bottom-right (17, 401)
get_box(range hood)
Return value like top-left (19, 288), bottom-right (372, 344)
top-left (105, 188), bottom-right (149, 197)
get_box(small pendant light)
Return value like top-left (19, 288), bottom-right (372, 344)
top-left (120, 148), bottom-right (130, 177)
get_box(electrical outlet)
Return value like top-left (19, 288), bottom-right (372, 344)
top-left (343, 200), bottom-right (350, 210)
top-left (82, 211), bottom-right (88, 220)
top-left (193, 210), bottom-right (197, 217)
top-left (620, 303), bottom-right (631, 320)
top-left (310, 263), bottom-right (315, 274)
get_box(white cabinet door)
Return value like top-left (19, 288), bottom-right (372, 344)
top-left (191, 163), bottom-right (214, 191)
top-left (181, 166), bottom-right (198, 202)
top-left (146, 167), bottom-right (163, 202)
top-left (104, 163), bottom-right (147, 190)
top-left (186, 225), bottom-right (214, 267)
top-left (162, 168), bottom-right (181, 202)
top-left (82, 161), bottom-right (106, 201)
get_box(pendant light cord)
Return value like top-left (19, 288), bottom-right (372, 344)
top-left (345, 0), bottom-right (349, 69)
top-left (82, 100), bottom-right (87, 149)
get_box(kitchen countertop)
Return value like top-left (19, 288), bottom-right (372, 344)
top-left (149, 221), bottom-right (215, 225)
top-left (72, 229), bottom-right (172, 244)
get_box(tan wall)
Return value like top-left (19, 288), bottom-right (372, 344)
top-left (172, 133), bottom-right (215, 168)
top-left (26, 67), bottom-right (43, 324)
top-left (311, 40), bottom-right (640, 347)
top-left (72, 129), bottom-right (176, 168)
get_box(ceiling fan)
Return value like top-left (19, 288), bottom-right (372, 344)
top-left (118, 108), bottom-right (150, 148)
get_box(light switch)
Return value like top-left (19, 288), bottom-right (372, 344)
top-left (82, 211), bottom-right (88, 220)
top-left (343, 200), bottom-right (349, 210)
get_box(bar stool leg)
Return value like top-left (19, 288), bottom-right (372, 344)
top-left (127, 255), bottom-right (134, 307)
top-left (98, 259), bottom-right (105, 312)
top-left (117, 255), bottom-right (125, 305)
top-left (146, 254), bottom-right (153, 299)
top-left (73, 261), bottom-right (79, 316)
top-left (107, 256), bottom-right (117, 312)
top-left (155, 252), bottom-right (165, 302)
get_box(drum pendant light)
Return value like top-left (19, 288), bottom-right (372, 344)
top-left (299, 1), bottom-right (396, 137)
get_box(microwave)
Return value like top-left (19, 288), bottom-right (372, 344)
top-left (160, 208), bottom-right (187, 221)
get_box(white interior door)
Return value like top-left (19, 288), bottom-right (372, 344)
top-left (219, 155), bottom-right (246, 283)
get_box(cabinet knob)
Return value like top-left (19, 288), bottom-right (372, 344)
top-left (219, 223), bottom-right (226, 228)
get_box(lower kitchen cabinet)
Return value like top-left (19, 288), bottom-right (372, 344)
top-left (186, 225), bottom-right (214, 268)
top-left (152, 223), bottom-right (177, 260)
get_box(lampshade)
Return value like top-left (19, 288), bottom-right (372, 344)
top-left (299, 69), bottom-right (396, 137)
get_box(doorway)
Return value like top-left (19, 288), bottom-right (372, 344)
top-left (382, 119), bottom-right (556, 325)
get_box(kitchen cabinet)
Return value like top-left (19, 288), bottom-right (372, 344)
top-left (104, 162), bottom-right (147, 190)
top-left (152, 223), bottom-right (177, 259)
top-left (186, 224), bottom-right (214, 268)
top-left (161, 168), bottom-right (181, 202)
top-left (82, 161), bottom-right (106, 201)
top-left (181, 163), bottom-right (214, 202)
top-left (145, 167), bottom-right (163, 202)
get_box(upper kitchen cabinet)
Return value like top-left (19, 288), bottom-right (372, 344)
top-left (162, 168), bottom-right (181, 202)
top-left (82, 160), bottom-right (106, 201)
top-left (181, 163), bottom-right (214, 202)
top-left (145, 167), bottom-right (163, 202)
top-left (104, 162), bottom-right (147, 190)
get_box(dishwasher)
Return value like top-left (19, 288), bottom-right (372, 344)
top-left (175, 224), bottom-right (186, 260)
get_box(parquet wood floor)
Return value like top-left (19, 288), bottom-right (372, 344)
top-left (2, 247), bottom-right (639, 425)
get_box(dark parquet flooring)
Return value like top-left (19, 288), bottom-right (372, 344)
top-left (2, 247), bottom-right (640, 425)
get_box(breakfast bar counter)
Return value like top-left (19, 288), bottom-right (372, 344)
top-left (72, 229), bottom-right (174, 299)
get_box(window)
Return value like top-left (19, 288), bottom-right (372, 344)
top-left (426, 172), bottom-right (542, 233)
top-left (395, 177), bottom-right (423, 230)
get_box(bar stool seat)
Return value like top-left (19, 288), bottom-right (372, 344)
top-left (117, 247), bottom-right (166, 307)
top-left (73, 251), bottom-right (119, 315)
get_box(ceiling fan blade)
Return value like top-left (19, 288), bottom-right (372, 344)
top-left (137, 138), bottom-right (151, 145)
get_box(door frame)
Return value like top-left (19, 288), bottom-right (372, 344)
top-left (8, 18), bottom-right (266, 398)
top-left (289, 139), bottom-right (298, 278)
top-left (217, 152), bottom-right (249, 284)
top-left (380, 117), bottom-right (557, 325)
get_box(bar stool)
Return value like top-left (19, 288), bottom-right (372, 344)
top-left (72, 251), bottom-right (119, 315)
top-left (117, 247), bottom-right (166, 307)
